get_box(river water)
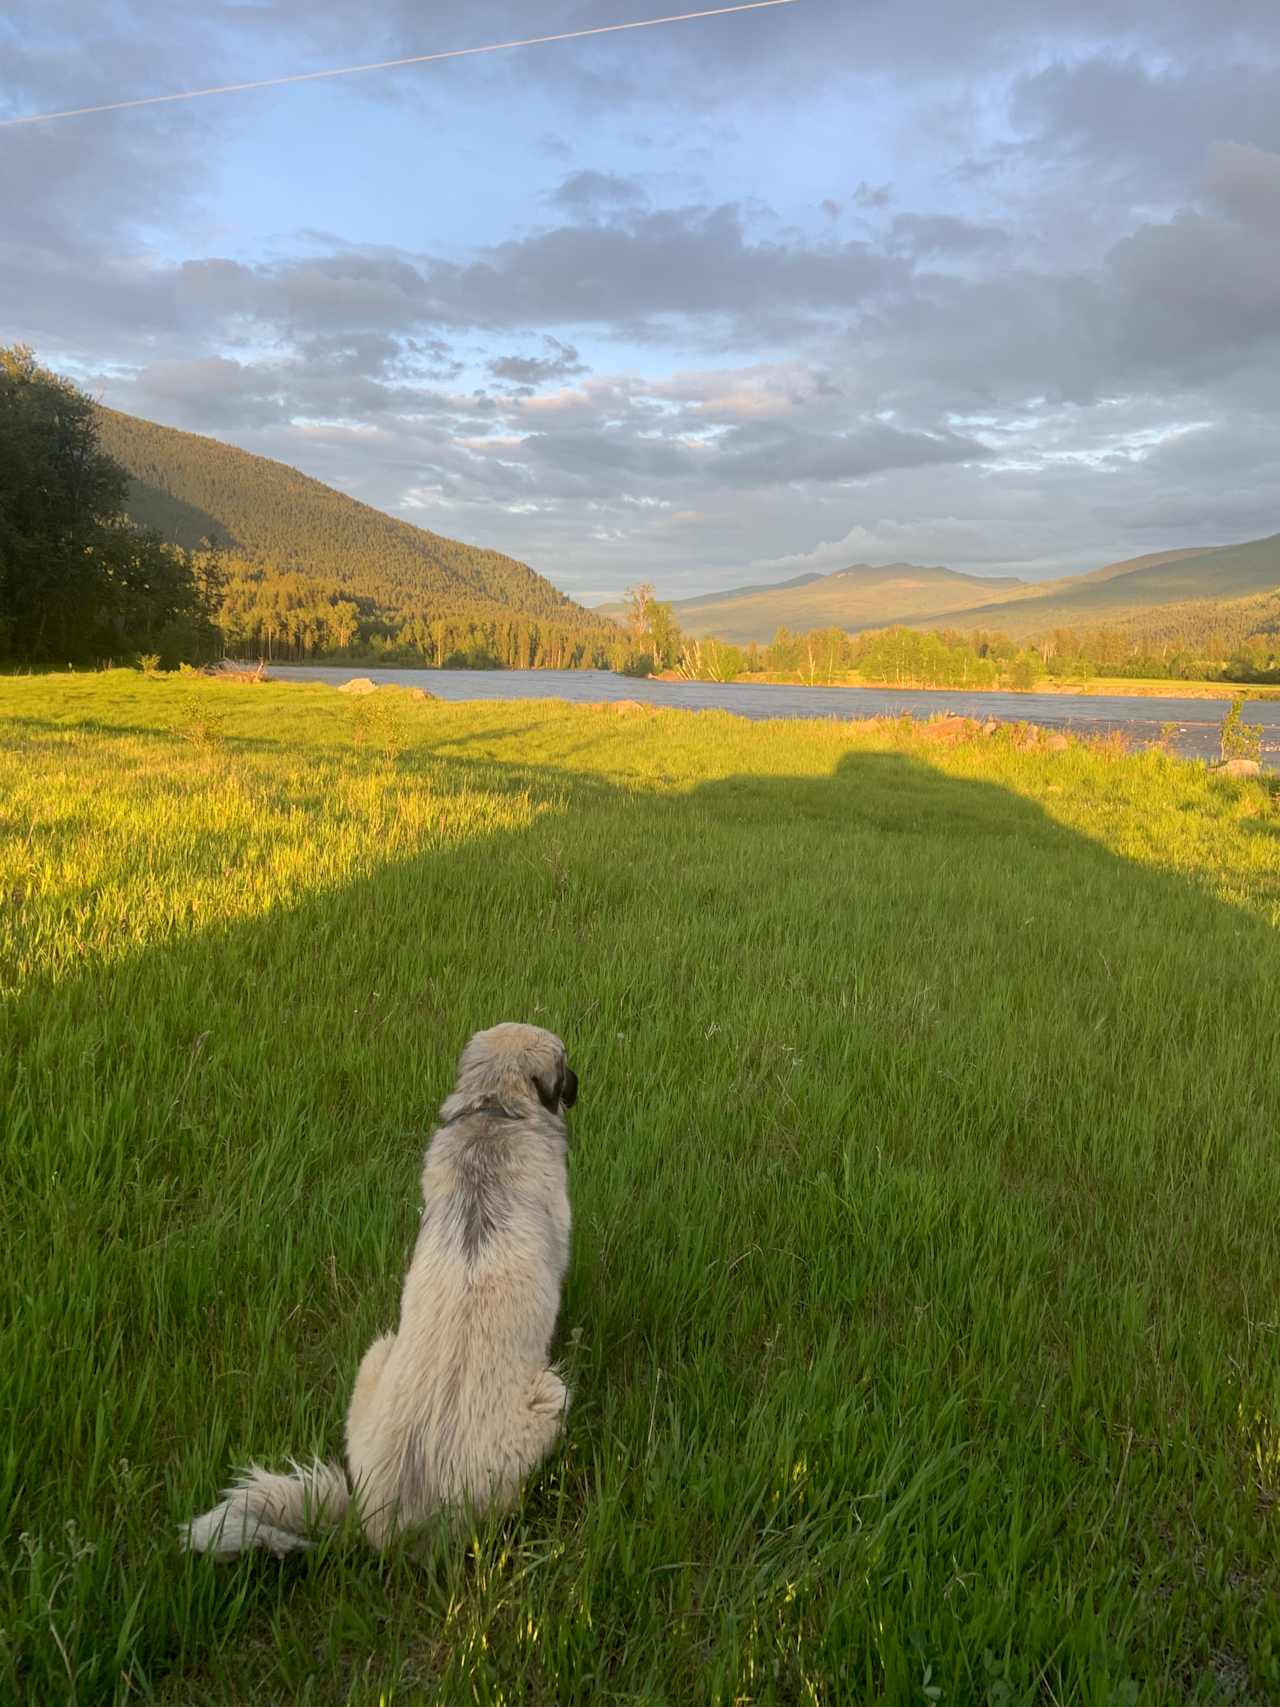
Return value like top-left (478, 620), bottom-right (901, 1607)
top-left (268, 663), bottom-right (1280, 772)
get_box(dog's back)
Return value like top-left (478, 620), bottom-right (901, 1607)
top-left (346, 1097), bottom-right (572, 1545)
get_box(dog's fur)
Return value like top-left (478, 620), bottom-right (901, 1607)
top-left (182, 1022), bottom-right (577, 1557)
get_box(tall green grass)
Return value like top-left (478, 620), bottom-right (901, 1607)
top-left (3, 671), bottom-right (1280, 1704)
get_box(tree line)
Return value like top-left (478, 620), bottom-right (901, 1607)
top-left (636, 607), bottom-right (1280, 690)
top-left (212, 559), bottom-right (639, 670)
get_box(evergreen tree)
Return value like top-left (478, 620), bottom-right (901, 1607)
top-left (0, 347), bottom-right (219, 664)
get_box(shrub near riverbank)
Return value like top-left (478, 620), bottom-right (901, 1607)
top-left (670, 623), bottom-right (1280, 697)
top-left (3, 672), bottom-right (1280, 1703)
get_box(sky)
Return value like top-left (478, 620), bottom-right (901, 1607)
top-left (3, 1), bottom-right (1279, 605)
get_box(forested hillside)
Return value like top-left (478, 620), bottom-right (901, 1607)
top-left (909, 535), bottom-right (1280, 640)
top-left (95, 407), bottom-right (621, 667)
top-left (1078, 584), bottom-right (1280, 664)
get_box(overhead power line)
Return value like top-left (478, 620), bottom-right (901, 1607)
top-left (1, 2), bottom-right (801, 129)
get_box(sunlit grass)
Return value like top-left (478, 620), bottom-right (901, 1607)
top-left (1042, 676), bottom-right (1280, 701)
top-left (4, 671), bottom-right (1280, 1704)
top-left (748, 670), bottom-right (1280, 701)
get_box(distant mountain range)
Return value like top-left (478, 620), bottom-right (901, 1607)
top-left (95, 407), bottom-right (611, 634)
top-left (595, 537), bottom-right (1280, 645)
top-left (596, 562), bottom-right (1030, 644)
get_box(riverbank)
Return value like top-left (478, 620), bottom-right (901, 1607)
top-left (5, 671), bottom-right (1280, 1699)
top-left (733, 670), bottom-right (1280, 700)
top-left (261, 663), bottom-right (1280, 770)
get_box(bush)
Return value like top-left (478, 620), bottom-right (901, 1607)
top-left (1220, 697), bottom-right (1263, 763)
top-left (1007, 653), bottom-right (1040, 692)
top-left (350, 693), bottom-right (411, 759)
top-left (175, 708), bottom-right (227, 749)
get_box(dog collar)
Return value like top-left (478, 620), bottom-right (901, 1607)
top-left (441, 1098), bottom-right (520, 1125)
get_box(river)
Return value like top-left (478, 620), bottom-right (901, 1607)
top-left (267, 664), bottom-right (1280, 771)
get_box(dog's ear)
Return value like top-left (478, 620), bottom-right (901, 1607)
top-left (533, 1058), bottom-right (576, 1114)
top-left (533, 1063), bottom-right (562, 1114)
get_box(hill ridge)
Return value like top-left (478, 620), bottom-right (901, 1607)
top-left (910, 534), bottom-right (1280, 640)
top-left (621, 537), bottom-right (1280, 645)
top-left (633, 559), bottom-right (1029, 645)
top-left (95, 405), bottom-right (609, 634)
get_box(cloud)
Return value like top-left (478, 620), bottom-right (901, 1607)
top-left (431, 203), bottom-right (906, 337)
top-left (487, 337), bottom-right (590, 387)
top-left (546, 169), bottom-right (647, 214)
top-left (1203, 140), bottom-right (1280, 228)
top-left (1108, 151), bottom-right (1280, 370)
top-left (359, 0), bottom-right (1280, 118)
top-left (7, 0), bottom-right (1280, 602)
top-left (1003, 52), bottom-right (1280, 222)
top-left (510, 416), bottom-right (987, 491)
top-left (887, 213), bottom-right (1010, 259)
top-left (10, 200), bottom-right (909, 351)
top-left (712, 422), bottom-right (989, 486)
top-left (125, 356), bottom-right (287, 429)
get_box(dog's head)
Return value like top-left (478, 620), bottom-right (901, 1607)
top-left (449, 1022), bottom-right (578, 1120)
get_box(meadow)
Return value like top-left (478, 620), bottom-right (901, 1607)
top-left (743, 673), bottom-right (1280, 702)
top-left (3, 671), bottom-right (1280, 1705)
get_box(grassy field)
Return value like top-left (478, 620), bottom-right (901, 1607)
top-left (1031, 679), bottom-right (1280, 702)
top-left (4, 671), bottom-right (1280, 1704)
top-left (743, 673), bottom-right (1280, 702)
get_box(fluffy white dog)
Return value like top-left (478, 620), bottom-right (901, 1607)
top-left (182, 1022), bottom-right (577, 1556)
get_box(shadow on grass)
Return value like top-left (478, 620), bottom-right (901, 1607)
top-left (0, 712), bottom-right (294, 751)
top-left (4, 744), bottom-right (1280, 1701)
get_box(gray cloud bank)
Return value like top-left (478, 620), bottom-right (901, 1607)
top-left (3, 0), bottom-right (1278, 597)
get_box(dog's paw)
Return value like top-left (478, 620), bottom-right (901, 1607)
top-left (528, 1367), bottom-right (570, 1418)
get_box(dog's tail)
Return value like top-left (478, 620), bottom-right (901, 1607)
top-left (180, 1458), bottom-right (350, 1558)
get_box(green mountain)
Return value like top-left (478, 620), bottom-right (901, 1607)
top-left (601, 562), bottom-right (1029, 645)
top-left (1094, 584), bottom-right (1280, 656)
top-left (95, 406), bottom-right (610, 634)
top-left (916, 535), bottom-right (1280, 640)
